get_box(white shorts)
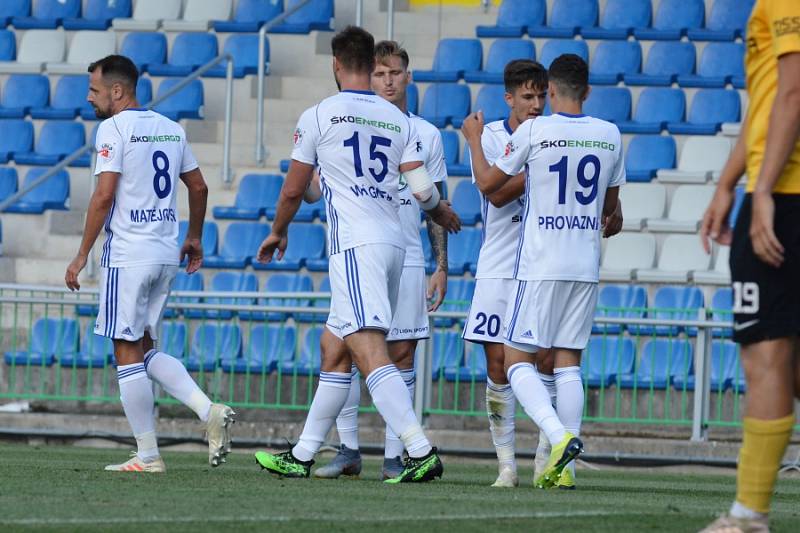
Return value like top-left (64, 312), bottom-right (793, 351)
top-left (503, 280), bottom-right (598, 352)
top-left (95, 265), bottom-right (178, 342)
top-left (326, 244), bottom-right (404, 338)
top-left (463, 278), bottom-right (515, 344)
top-left (386, 266), bottom-right (429, 342)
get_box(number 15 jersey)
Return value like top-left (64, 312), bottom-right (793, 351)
top-left (94, 109), bottom-right (199, 268)
top-left (496, 113), bottom-right (625, 283)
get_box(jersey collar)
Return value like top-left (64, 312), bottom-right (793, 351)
top-left (557, 111), bottom-right (587, 118)
top-left (341, 89), bottom-right (375, 95)
top-left (123, 107), bottom-right (148, 112)
top-left (502, 118), bottom-right (513, 135)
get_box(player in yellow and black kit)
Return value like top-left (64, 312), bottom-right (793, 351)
top-left (700, 1), bottom-right (800, 531)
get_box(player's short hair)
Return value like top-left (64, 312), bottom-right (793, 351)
top-left (504, 59), bottom-right (548, 94)
top-left (88, 55), bottom-right (139, 92)
top-left (375, 40), bottom-right (410, 70)
top-left (548, 54), bottom-right (589, 101)
top-left (331, 26), bottom-right (375, 74)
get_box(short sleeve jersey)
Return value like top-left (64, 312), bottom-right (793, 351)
top-left (398, 113), bottom-right (447, 268)
top-left (495, 113), bottom-right (625, 283)
top-left (291, 90), bottom-right (423, 255)
top-left (94, 109), bottom-right (198, 268)
top-left (745, 0), bottom-right (800, 194)
top-left (472, 119), bottom-right (525, 279)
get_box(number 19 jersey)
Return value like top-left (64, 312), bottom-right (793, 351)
top-left (496, 113), bottom-right (625, 283)
top-left (94, 109), bottom-right (198, 268)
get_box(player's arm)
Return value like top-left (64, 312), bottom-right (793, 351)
top-left (425, 181), bottom-right (448, 311)
top-left (485, 173), bottom-right (525, 208)
top-left (400, 160), bottom-right (460, 233)
top-left (65, 172), bottom-right (120, 291)
top-left (462, 112), bottom-right (513, 195)
top-left (749, 51), bottom-right (800, 267)
top-left (601, 186), bottom-right (622, 238)
top-left (179, 167), bottom-right (209, 274)
top-left (304, 170), bottom-right (322, 203)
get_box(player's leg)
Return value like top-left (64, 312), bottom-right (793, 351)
top-left (533, 349), bottom-right (555, 482)
top-left (381, 338), bottom-right (418, 479)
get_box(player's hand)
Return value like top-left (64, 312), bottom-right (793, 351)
top-left (180, 237), bottom-right (203, 274)
top-left (699, 187), bottom-right (735, 254)
top-left (430, 200), bottom-right (461, 234)
top-left (427, 267), bottom-right (447, 312)
top-left (602, 200), bottom-right (623, 238)
top-left (65, 254), bottom-right (87, 291)
top-left (750, 191), bottom-right (784, 268)
top-left (461, 111), bottom-right (484, 144)
top-left (257, 232), bottom-right (287, 264)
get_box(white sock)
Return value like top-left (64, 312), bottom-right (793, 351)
top-left (539, 372), bottom-right (557, 407)
top-left (335, 365), bottom-right (360, 450)
top-left (293, 371), bottom-right (351, 462)
top-left (555, 366), bottom-right (583, 477)
top-left (507, 362), bottom-right (566, 445)
top-left (384, 368), bottom-right (416, 459)
top-left (486, 378), bottom-right (517, 472)
top-left (117, 363), bottom-right (159, 462)
top-left (730, 501), bottom-right (767, 520)
top-left (144, 350), bottom-right (212, 422)
top-left (366, 364), bottom-right (431, 458)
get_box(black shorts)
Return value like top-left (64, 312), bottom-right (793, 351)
top-left (730, 193), bottom-right (800, 344)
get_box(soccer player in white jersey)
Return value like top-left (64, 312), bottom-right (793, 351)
top-left (311, 40), bottom-right (450, 481)
top-left (463, 54), bottom-right (624, 489)
top-left (462, 59), bottom-right (551, 488)
top-left (253, 27), bottom-right (460, 483)
top-left (64, 55), bottom-right (234, 472)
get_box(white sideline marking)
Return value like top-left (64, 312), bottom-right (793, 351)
top-left (1, 510), bottom-right (622, 526)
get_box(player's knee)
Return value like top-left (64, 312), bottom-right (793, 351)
top-left (388, 341), bottom-right (416, 369)
top-left (320, 329), bottom-right (351, 372)
top-left (536, 349), bottom-right (555, 375)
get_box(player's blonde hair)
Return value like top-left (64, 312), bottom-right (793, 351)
top-left (375, 40), bottom-right (410, 70)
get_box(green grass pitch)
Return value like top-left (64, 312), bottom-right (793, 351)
top-left (0, 443), bottom-right (798, 532)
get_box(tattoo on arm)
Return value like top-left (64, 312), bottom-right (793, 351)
top-left (426, 182), bottom-right (448, 270)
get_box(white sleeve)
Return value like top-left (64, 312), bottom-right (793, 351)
top-left (94, 119), bottom-right (123, 176)
top-left (425, 128), bottom-right (448, 183)
top-left (609, 130), bottom-right (626, 187)
top-left (401, 119), bottom-right (424, 166)
top-left (290, 106), bottom-right (321, 166)
top-left (181, 141), bottom-right (199, 174)
top-left (495, 119), bottom-right (533, 177)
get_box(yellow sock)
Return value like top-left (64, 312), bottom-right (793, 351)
top-left (735, 414), bottom-right (796, 514)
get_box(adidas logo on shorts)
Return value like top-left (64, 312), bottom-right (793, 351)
top-left (121, 327), bottom-right (133, 336)
top-left (521, 330), bottom-right (534, 338)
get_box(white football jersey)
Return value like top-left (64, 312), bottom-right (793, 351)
top-left (473, 119), bottom-right (525, 279)
top-left (398, 113), bottom-right (447, 268)
top-left (496, 113), bottom-right (625, 283)
top-left (291, 90), bottom-right (423, 255)
top-left (95, 108), bottom-right (198, 268)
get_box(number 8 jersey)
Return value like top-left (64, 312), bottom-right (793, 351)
top-left (496, 113), bottom-right (625, 283)
top-left (94, 109), bottom-right (199, 268)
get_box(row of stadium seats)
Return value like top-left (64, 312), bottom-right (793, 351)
top-left (479, 0), bottom-right (752, 42)
top-left (0, 166), bottom-right (69, 213)
top-left (0, 30), bottom-right (268, 77)
top-left (419, 39), bottom-right (744, 89)
top-left (0, 0), bottom-right (333, 33)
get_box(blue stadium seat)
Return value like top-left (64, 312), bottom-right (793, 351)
top-left (214, 0), bottom-right (283, 33)
top-left (730, 186), bottom-right (745, 228)
top-left (31, 75), bottom-right (89, 120)
top-left (436, 278), bottom-right (476, 328)
top-left (617, 88), bottom-right (685, 134)
top-left (15, 121), bottom-right (86, 167)
top-left (581, 0), bottom-right (651, 40)
top-left (476, 0), bottom-right (545, 38)
top-left (0, 30), bottom-right (16, 60)
top-left (149, 33), bottom-right (219, 77)
top-left (243, 273), bottom-right (314, 321)
top-left (254, 222), bottom-right (325, 271)
top-left (406, 83), bottom-right (418, 115)
top-left (4, 318), bottom-right (78, 366)
top-left (464, 39), bottom-right (535, 84)
top-left (204, 222), bottom-right (270, 268)
top-left (688, 0), bottom-right (755, 42)
top-left (0, 0), bottom-right (30, 27)
top-left (187, 271), bottom-right (258, 320)
top-left (448, 142), bottom-right (472, 177)
top-left (593, 284), bottom-right (647, 335)
top-left (420, 84), bottom-right (470, 128)
top-left (0, 167), bottom-right (17, 201)
top-left (120, 32), bottom-right (167, 74)
top-left (451, 180), bottom-right (481, 225)
top-left (188, 323), bottom-right (242, 372)
top-left (292, 197), bottom-right (323, 222)
top-left (444, 343), bottom-right (487, 382)
top-left (618, 339), bottom-right (693, 389)
top-left (583, 87), bottom-right (630, 123)
top-left (529, 0), bottom-right (598, 39)
top-left (12, 0), bottom-right (80, 29)
top-left (0, 75), bottom-right (49, 118)
top-left (582, 336), bottom-right (636, 387)
top-left (229, 324), bottom-right (296, 374)
top-left (447, 227), bottom-right (481, 275)
top-left (711, 287), bottom-right (733, 338)
top-left (440, 130), bottom-right (459, 169)
top-left (214, 174), bottom-right (283, 220)
top-left (177, 220), bottom-right (219, 257)
top-left (282, 327), bottom-right (322, 376)
top-left (153, 79), bottom-right (204, 120)
top-left (634, 0), bottom-right (705, 41)
top-left (0, 120), bottom-right (33, 163)
top-left (589, 41), bottom-right (641, 85)
top-left (625, 42), bottom-right (696, 86)
top-left (167, 271), bottom-right (203, 318)
top-left (633, 286), bottom-right (704, 337)
top-left (673, 340), bottom-right (738, 392)
top-left (678, 43), bottom-right (745, 89)
top-left (538, 39), bottom-right (589, 69)
top-left (431, 331), bottom-right (464, 380)
top-left (206, 34), bottom-right (269, 78)
top-left (160, 321), bottom-right (187, 360)
top-left (414, 39), bottom-right (482, 82)
top-left (625, 135), bottom-right (676, 182)
top-left (4, 168), bottom-right (69, 213)
top-left (64, 0), bottom-right (132, 30)
top-left (270, 0), bottom-right (333, 34)
top-left (667, 89), bottom-right (741, 135)
top-left (60, 324), bottom-right (114, 368)
top-left (466, 85), bottom-right (508, 127)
